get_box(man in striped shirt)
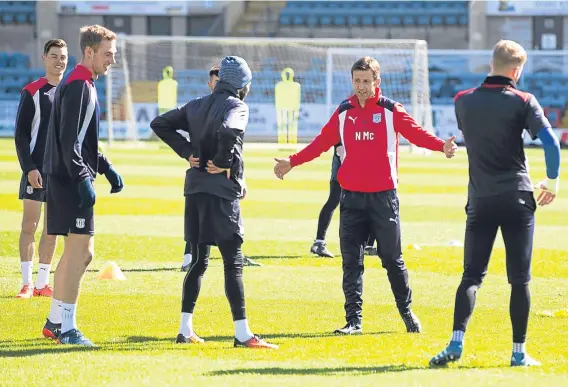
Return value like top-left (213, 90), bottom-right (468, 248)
top-left (42, 25), bottom-right (124, 347)
top-left (14, 39), bottom-right (68, 299)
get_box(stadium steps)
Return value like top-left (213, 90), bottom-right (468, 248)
top-left (230, 1), bottom-right (286, 37)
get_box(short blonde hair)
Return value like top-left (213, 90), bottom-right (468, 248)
top-left (80, 24), bottom-right (117, 55)
top-left (492, 40), bottom-right (527, 72)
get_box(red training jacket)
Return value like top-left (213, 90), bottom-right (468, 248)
top-left (289, 88), bottom-right (445, 193)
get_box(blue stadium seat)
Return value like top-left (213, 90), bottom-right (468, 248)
top-left (333, 15), bottom-right (346, 26)
top-left (347, 15), bottom-right (359, 26)
top-left (417, 15), bottom-right (430, 26)
top-left (445, 15), bottom-right (458, 25)
top-left (293, 15), bottom-right (304, 25)
top-left (431, 15), bottom-right (443, 26)
top-left (361, 15), bottom-right (373, 26)
top-left (320, 15), bottom-right (332, 26)
top-left (387, 16), bottom-right (401, 25)
top-left (279, 14), bottom-right (291, 25)
top-left (2, 13), bottom-right (15, 24)
top-left (403, 15), bottom-right (415, 26)
top-left (375, 15), bottom-right (387, 26)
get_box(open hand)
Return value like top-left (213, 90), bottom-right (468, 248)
top-left (27, 169), bottom-right (43, 189)
top-left (534, 178), bottom-right (558, 206)
top-left (274, 157), bottom-right (292, 180)
top-left (443, 135), bottom-right (458, 158)
top-left (206, 160), bottom-right (230, 179)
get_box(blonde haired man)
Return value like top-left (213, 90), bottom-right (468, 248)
top-left (430, 40), bottom-right (560, 367)
top-left (42, 25), bottom-right (124, 346)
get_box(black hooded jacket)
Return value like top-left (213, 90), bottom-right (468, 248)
top-left (150, 81), bottom-right (248, 200)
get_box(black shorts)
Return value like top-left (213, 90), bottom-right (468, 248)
top-left (330, 154), bottom-right (341, 182)
top-left (463, 190), bottom-right (536, 285)
top-left (184, 193), bottom-right (243, 246)
top-left (18, 172), bottom-right (47, 202)
top-left (46, 174), bottom-right (95, 236)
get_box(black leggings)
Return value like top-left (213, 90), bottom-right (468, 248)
top-left (181, 238), bottom-right (246, 321)
top-left (316, 180), bottom-right (342, 240)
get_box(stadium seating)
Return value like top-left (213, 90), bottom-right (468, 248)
top-left (0, 1), bottom-right (36, 25)
top-left (279, 1), bottom-right (469, 28)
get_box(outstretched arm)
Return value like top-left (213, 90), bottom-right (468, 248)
top-left (393, 103), bottom-right (444, 152)
top-left (289, 109), bottom-right (342, 167)
top-left (274, 108), bottom-right (341, 180)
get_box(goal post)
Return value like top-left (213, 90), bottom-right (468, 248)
top-left (106, 36), bottom-right (433, 146)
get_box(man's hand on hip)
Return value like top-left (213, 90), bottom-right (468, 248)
top-left (188, 154), bottom-right (199, 168)
top-left (274, 158), bottom-right (292, 180)
top-left (206, 160), bottom-right (230, 179)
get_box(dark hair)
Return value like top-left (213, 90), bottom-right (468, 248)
top-left (79, 24), bottom-right (117, 55)
top-left (209, 66), bottom-right (219, 77)
top-left (351, 56), bottom-right (380, 80)
top-left (43, 39), bottom-right (67, 55)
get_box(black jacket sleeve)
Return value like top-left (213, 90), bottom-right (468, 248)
top-left (212, 103), bottom-right (249, 168)
top-left (14, 89), bottom-right (36, 173)
top-left (150, 105), bottom-right (193, 159)
top-left (60, 80), bottom-right (91, 182)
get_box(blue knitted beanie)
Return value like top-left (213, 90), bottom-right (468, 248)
top-left (219, 56), bottom-right (252, 89)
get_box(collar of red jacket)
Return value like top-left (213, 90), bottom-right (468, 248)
top-left (75, 64), bottom-right (95, 82)
top-left (348, 87), bottom-right (382, 107)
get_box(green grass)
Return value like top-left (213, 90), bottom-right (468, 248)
top-left (1, 139), bottom-right (567, 387)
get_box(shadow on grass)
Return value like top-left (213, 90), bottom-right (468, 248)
top-left (0, 345), bottom-right (100, 357)
top-left (206, 363), bottom-right (511, 376)
top-left (85, 267), bottom-right (179, 273)
top-left (0, 330), bottom-right (397, 357)
top-left (243, 255), bottom-right (302, 260)
top-left (207, 364), bottom-right (424, 376)
top-left (126, 330), bottom-right (396, 344)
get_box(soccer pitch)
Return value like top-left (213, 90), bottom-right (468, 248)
top-left (0, 138), bottom-right (567, 386)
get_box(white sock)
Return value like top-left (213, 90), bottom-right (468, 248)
top-left (48, 298), bottom-right (63, 324)
top-left (314, 239), bottom-right (324, 244)
top-left (35, 263), bottom-right (51, 289)
top-left (513, 342), bottom-right (526, 354)
top-left (234, 319), bottom-right (254, 342)
top-left (179, 312), bottom-right (193, 336)
top-left (61, 303), bottom-right (77, 334)
top-left (182, 253), bottom-right (192, 267)
top-left (451, 330), bottom-right (465, 343)
top-left (21, 261), bottom-right (33, 285)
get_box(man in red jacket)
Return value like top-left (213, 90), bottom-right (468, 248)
top-left (274, 56), bottom-right (457, 335)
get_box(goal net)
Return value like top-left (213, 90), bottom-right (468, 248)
top-left (105, 36), bottom-right (432, 148)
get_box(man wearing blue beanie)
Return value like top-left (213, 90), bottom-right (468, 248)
top-left (150, 56), bottom-right (277, 349)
